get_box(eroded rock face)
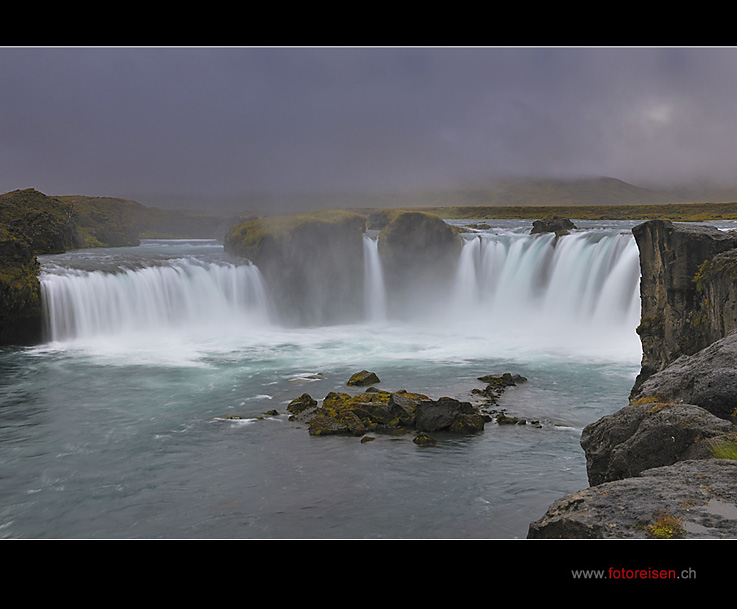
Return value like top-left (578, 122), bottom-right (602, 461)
top-left (692, 248), bottom-right (737, 344)
top-left (528, 460), bottom-right (737, 539)
top-left (631, 219), bottom-right (737, 394)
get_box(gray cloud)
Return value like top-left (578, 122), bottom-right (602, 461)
top-left (3, 46), bottom-right (737, 208)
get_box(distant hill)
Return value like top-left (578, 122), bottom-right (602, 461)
top-left (248, 176), bottom-right (722, 212)
top-left (417, 176), bottom-right (689, 208)
top-left (86, 176), bottom-right (737, 216)
top-left (348, 177), bottom-right (700, 207)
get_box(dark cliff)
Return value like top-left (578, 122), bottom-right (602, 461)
top-left (0, 189), bottom-right (147, 345)
top-left (224, 209), bottom-right (368, 326)
top-left (377, 211), bottom-right (462, 318)
top-left (0, 189), bottom-right (80, 344)
top-left (631, 219), bottom-right (737, 395)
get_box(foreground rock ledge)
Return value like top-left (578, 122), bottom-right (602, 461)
top-left (527, 460), bottom-right (737, 539)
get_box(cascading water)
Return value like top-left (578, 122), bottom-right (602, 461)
top-left (41, 255), bottom-right (271, 342)
top-left (363, 233), bottom-right (387, 322)
top-left (447, 224), bottom-right (641, 359)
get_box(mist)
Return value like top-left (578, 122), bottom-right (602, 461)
top-left (3, 46), bottom-right (737, 211)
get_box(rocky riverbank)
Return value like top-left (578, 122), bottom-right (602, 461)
top-left (529, 219), bottom-right (737, 539)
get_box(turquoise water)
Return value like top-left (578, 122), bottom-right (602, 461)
top-left (0, 225), bottom-right (642, 538)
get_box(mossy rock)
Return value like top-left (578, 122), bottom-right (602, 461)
top-left (287, 393), bottom-right (318, 414)
top-left (413, 432), bottom-right (438, 447)
top-left (347, 370), bottom-right (380, 386)
top-left (306, 389), bottom-right (429, 436)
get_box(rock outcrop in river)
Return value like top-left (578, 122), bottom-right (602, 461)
top-left (224, 209), bottom-right (367, 325)
top-left (378, 211), bottom-right (461, 318)
top-left (224, 209), bottom-right (463, 325)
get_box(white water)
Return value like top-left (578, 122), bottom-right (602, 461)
top-left (448, 226), bottom-right (641, 361)
top-left (42, 259), bottom-right (271, 342)
top-left (39, 227), bottom-right (641, 361)
top-left (363, 233), bottom-right (387, 322)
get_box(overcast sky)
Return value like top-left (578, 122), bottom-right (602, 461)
top-left (3, 46), bottom-right (737, 209)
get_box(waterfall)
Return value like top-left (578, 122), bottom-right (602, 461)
top-left (38, 228), bottom-right (641, 358)
top-left (41, 258), bottom-right (271, 342)
top-left (363, 234), bottom-right (387, 322)
top-left (450, 228), bottom-right (641, 349)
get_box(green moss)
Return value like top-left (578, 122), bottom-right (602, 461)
top-left (308, 389), bottom-right (430, 436)
top-left (646, 512), bottom-right (686, 539)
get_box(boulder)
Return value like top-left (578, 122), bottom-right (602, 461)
top-left (415, 397), bottom-right (485, 433)
top-left (581, 400), bottom-right (736, 486)
top-left (347, 370), bottom-right (380, 386)
top-left (287, 393), bottom-right (318, 415)
top-left (530, 217), bottom-right (576, 235)
top-left (413, 432), bottom-right (438, 447)
top-left (528, 459), bottom-right (737, 539)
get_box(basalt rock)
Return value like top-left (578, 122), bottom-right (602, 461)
top-left (631, 219), bottom-right (737, 395)
top-left (287, 393), bottom-right (318, 415)
top-left (295, 388), bottom-right (488, 438)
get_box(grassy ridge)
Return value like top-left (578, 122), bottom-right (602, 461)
top-left (402, 201), bottom-right (737, 222)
